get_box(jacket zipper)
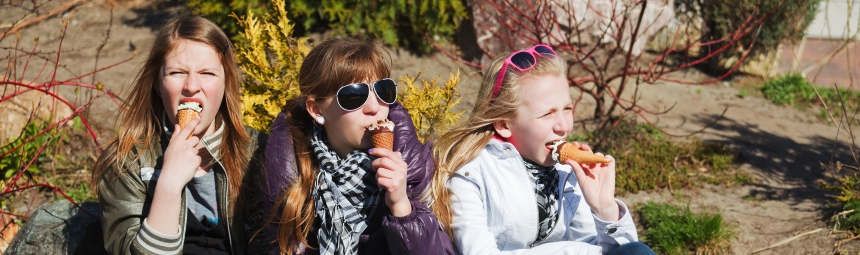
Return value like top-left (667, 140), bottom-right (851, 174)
top-left (214, 157), bottom-right (235, 255)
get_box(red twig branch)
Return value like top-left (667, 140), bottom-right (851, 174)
top-left (0, 210), bottom-right (29, 218)
top-left (0, 184), bottom-right (96, 218)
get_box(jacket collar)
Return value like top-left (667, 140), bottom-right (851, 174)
top-left (485, 138), bottom-right (522, 159)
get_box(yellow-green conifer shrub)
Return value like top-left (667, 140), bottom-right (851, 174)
top-left (397, 70), bottom-right (464, 143)
top-left (233, 0), bottom-right (310, 132)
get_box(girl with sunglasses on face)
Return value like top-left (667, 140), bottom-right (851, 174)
top-left (92, 16), bottom-right (270, 254)
top-left (429, 45), bottom-right (655, 255)
top-left (262, 38), bottom-right (455, 255)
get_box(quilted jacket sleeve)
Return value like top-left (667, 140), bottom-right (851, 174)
top-left (382, 102), bottom-right (455, 255)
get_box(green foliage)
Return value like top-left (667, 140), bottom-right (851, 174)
top-left (760, 73), bottom-right (859, 117)
top-left (1, 120), bottom-right (55, 181)
top-left (397, 70), bottom-right (464, 143)
top-left (233, 0), bottom-right (310, 132)
top-left (283, 0), bottom-right (467, 52)
top-left (638, 201), bottom-right (733, 255)
top-left (696, 0), bottom-right (819, 62)
top-left (572, 120), bottom-right (749, 194)
top-left (820, 164), bottom-right (860, 233)
top-left (187, 0), bottom-right (467, 52)
top-left (64, 181), bottom-right (95, 203)
top-left (186, 0), bottom-right (271, 40)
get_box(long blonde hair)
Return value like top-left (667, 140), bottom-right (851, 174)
top-left (92, 15), bottom-right (250, 212)
top-left (276, 38), bottom-right (391, 255)
top-left (430, 52), bottom-right (567, 238)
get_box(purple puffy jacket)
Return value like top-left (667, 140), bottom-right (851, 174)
top-left (262, 102), bottom-right (455, 255)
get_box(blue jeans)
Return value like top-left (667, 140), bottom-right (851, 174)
top-left (604, 242), bottom-right (656, 255)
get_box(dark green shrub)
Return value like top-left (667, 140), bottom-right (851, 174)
top-left (288, 0), bottom-right (467, 52)
top-left (680, 0), bottom-right (820, 69)
top-left (186, 0), bottom-right (271, 41)
top-left (187, 0), bottom-right (468, 52)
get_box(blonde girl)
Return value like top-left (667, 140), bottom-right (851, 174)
top-left (431, 45), bottom-right (655, 254)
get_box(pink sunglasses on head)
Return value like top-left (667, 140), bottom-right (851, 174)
top-left (492, 44), bottom-right (558, 97)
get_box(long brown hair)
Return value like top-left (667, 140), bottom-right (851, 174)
top-left (429, 52), bottom-right (567, 238)
top-left (91, 15), bottom-right (250, 212)
top-left (276, 38), bottom-right (391, 254)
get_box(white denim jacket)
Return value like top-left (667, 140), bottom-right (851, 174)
top-left (447, 139), bottom-right (638, 255)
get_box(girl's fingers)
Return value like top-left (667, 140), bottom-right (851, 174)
top-left (177, 117), bottom-right (200, 140)
top-left (372, 157), bottom-right (406, 173)
top-left (580, 143), bottom-right (592, 152)
top-left (568, 159), bottom-right (587, 177)
top-left (604, 154), bottom-right (615, 162)
top-left (603, 154), bottom-right (615, 167)
top-left (376, 175), bottom-right (401, 190)
top-left (368, 147), bottom-right (393, 158)
top-left (572, 141), bottom-right (592, 153)
top-left (375, 167), bottom-right (404, 180)
top-left (370, 148), bottom-right (405, 163)
top-left (171, 124), bottom-right (181, 139)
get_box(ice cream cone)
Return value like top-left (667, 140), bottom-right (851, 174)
top-left (552, 142), bottom-right (610, 164)
top-left (369, 119), bottom-right (395, 150)
top-left (177, 109), bottom-right (199, 139)
top-left (372, 132), bottom-right (394, 150)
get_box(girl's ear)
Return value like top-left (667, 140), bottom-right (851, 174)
top-left (493, 120), bottom-right (513, 139)
top-left (305, 97), bottom-right (322, 119)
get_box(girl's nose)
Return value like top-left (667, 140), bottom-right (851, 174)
top-left (554, 111), bottom-right (573, 133)
top-left (362, 91), bottom-right (382, 114)
top-left (183, 74), bottom-right (202, 94)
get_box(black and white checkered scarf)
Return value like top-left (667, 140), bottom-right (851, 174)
top-left (310, 128), bottom-right (382, 255)
top-left (523, 160), bottom-right (560, 243)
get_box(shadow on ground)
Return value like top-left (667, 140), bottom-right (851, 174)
top-left (122, 1), bottom-right (185, 32)
top-left (691, 114), bottom-right (855, 211)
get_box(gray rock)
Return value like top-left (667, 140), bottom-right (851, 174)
top-left (5, 200), bottom-right (106, 255)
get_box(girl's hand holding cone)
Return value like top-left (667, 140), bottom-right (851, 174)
top-left (565, 142), bottom-right (620, 222)
top-left (369, 148), bottom-right (412, 217)
top-left (160, 117), bottom-right (202, 190)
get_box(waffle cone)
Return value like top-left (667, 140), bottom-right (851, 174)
top-left (371, 131), bottom-right (394, 150)
top-left (559, 143), bottom-right (610, 164)
top-left (177, 109), bottom-right (199, 139)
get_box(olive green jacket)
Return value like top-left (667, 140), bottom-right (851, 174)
top-left (97, 126), bottom-right (268, 255)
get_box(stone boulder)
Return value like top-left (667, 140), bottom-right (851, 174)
top-left (5, 200), bottom-right (106, 255)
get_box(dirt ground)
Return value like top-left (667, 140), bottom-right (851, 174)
top-left (2, 1), bottom-right (859, 254)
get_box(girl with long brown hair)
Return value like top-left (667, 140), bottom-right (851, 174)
top-left (430, 45), bottom-right (655, 254)
top-left (261, 38), bottom-right (454, 255)
top-left (92, 15), bottom-right (268, 255)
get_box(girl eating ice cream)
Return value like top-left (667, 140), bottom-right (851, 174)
top-left (430, 45), bottom-right (655, 255)
top-left (261, 38), bottom-right (454, 255)
top-left (91, 15), bottom-right (269, 255)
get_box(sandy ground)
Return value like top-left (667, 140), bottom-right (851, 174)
top-left (2, 1), bottom-right (859, 254)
